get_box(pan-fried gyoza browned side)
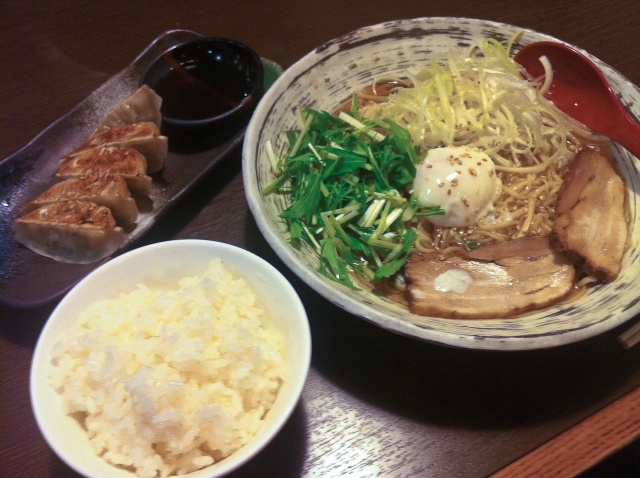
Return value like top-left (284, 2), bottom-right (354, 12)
top-left (13, 86), bottom-right (168, 264)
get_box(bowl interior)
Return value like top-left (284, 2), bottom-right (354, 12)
top-left (30, 240), bottom-right (310, 478)
top-left (243, 17), bottom-right (640, 350)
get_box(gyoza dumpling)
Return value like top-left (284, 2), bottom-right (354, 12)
top-left (21, 173), bottom-right (138, 226)
top-left (72, 122), bottom-right (167, 173)
top-left (93, 85), bottom-right (162, 135)
top-left (56, 147), bottom-right (152, 196)
top-left (13, 201), bottom-right (124, 264)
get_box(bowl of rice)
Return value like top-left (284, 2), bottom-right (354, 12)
top-left (30, 239), bottom-right (311, 478)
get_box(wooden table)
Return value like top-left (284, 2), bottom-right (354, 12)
top-left (3, 1), bottom-right (640, 476)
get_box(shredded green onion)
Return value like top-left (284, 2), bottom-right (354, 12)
top-left (378, 32), bottom-right (574, 170)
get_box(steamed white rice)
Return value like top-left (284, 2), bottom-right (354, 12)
top-left (48, 259), bottom-right (285, 477)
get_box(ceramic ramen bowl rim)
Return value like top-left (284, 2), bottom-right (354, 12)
top-left (30, 239), bottom-right (311, 478)
top-left (243, 16), bottom-right (640, 351)
top-left (141, 37), bottom-right (265, 129)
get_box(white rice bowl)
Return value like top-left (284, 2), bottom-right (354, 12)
top-left (30, 240), bottom-right (311, 478)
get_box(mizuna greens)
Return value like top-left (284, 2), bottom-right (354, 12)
top-left (263, 104), bottom-right (443, 289)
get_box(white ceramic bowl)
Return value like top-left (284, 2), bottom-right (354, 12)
top-left (243, 17), bottom-right (640, 350)
top-left (30, 239), bottom-right (311, 478)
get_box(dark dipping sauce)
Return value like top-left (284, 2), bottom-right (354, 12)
top-left (154, 59), bottom-right (252, 120)
top-left (142, 37), bottom-right (264, 153)
top-left (143, 37), bottom-right (263, 124)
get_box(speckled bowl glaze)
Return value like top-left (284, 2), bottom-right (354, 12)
top-left (243, 17), bottom-right (640, 350)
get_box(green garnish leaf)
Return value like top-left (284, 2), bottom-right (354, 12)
top-left (409, 193), bottom-right (446, 216)
top-left (414, 205), bottom-right (446, 216)
top-left (318, 238), bottom-right (359, 290)
top-left (373, 229), bottom-right (417, 283)
top-left (266, 106), bottom-right (440, 289)
top-left (463, 238), bottom-right (481, 249)
top-left (280, 172), bottom-right (322, 221)
top-left (288, 218), bottom-right (303, 240)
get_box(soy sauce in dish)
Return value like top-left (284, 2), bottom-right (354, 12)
top-left (153, 57), bottom-right (252, 121)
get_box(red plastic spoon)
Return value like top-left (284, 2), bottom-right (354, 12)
top-left (514, 41), bottom-right (640, 158)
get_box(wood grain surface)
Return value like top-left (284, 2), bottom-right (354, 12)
top-left (493, 385), bottom-right (640, 477)
top-left (2, 1), bottom-right (640, 477)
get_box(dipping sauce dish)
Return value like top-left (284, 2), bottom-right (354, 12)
top-left (143, 37), bottom-right (264, 152)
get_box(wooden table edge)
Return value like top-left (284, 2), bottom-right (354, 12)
top-left (491, 384), bottom-right (640, 477)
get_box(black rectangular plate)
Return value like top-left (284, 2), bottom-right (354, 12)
top-left (0, 29), bottom-right (263, 308)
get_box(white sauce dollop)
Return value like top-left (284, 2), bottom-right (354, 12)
top-left (434, 269), bottom-right (473, 293)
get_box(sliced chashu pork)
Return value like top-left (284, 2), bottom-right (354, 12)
top-left (56, 147), bottom-right (152, 196)
top-left (13, 201), bottom-right (124, 264)
top-left (551, 149), bottom-right (628, 282)
top-left (68, 121), bottom-right (167, 173)
top-left (93, 85), bottom-right (162, 135)
top-left (21, 173), bottom-right (138, 226)
top-left (405, 236), bottom-right (575, 319)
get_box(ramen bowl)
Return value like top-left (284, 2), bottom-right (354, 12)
top-left (31, 240), bottom-right (311, 477)
top-left (243, 17), bottom-right (640, 350)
